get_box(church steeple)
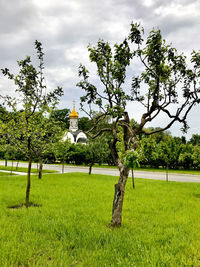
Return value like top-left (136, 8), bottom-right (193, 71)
top-left (69, 101), bottom-right (78, 131)
top-left (69, 101), bottom-right (79, 119)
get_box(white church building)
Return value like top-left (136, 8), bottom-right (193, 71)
top-left (63, 104), bottom-right (87, 144)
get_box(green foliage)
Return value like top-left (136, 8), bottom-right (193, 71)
top-left (156, 136), bottom-right (182, 168)
top-left (67, 143), bottom-right (86, 165)
top-left (78, 116), bottom-right (93, 132)
top-left (50, 108), bottom-right (70, 130)
top-left (85, 136), bottom-right (110, 166)
top-left (179, 144), bottom-right (194, 169)
top-left (192, 146), bottom-right (200, 168)
top-left (190, 134), bottom-right (200, 146)
top-left (125, 150), bottom-right (141, 169)
top-left (1, 40), bottom-right (63, 159)
top-left (53, 140), bottom-right (71, 163)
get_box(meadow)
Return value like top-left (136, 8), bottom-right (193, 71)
top-left (0, 165), bottom-right (57, 174)
top-left (0, 172), bottom-right (200, 266)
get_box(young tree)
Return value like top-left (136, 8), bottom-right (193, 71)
top-left (85, 136), bottom-right (110, 174)
top-left (32, 113), bottom-right (63, 179)
top-left (1, 41), bottom-right (63, 207)
top-left (77, 23), bottom-right (200, 226)
top-left (125, 150), bottom-right (140, 189)
top-left (54, 140), bottom-right (71, 173)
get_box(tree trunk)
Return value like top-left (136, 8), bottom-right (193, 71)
top-left (16, 160), bottom-right (19, 170)
top-left (26, 155), bottom-right (32, 208)
top-left (166, 165), bottom-right (169, 182)
top-left (10, 160), bottom-right (14, 174)
top-left (111, 166), bottom-right (129, 227)
top-left (131, 168), bottom-right (135, 189)
top-left (62, 162), bottom-right (64, 174)
top-left (5, 159), bottom-right (7, 167)
top-left (89, 164), bottom-right (93, 175)
top-left (38, 160), bottom-right (43, 179)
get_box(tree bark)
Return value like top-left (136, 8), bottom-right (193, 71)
top-left (166, 165), bottom-right (169, 182)
top-left (62, 162), bottom-right (64, 174)
top-left (10, 160), bottom-right (14, 174)
top-left (131, 168), bottom-right (135, 189)
top-left (38, 160), bottom-right (43, 179)
top-left (26, 155), bottom-right (32, 208)
top-left (89, 164), bottom-right (93, 175)
top-left (111, 166), bottom-right (129, 227)
top-left (109, 112), bottom-right (131, 227)
top-left (16, 160), bottom-right (19, 170)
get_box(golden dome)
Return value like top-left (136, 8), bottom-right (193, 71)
top-left (69, 104), bottom-right (79, 119)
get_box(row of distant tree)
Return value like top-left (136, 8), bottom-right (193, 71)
top-left (1, 104), bottom-right (200, 171)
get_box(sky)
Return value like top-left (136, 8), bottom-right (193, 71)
top-left (0, 0), bottom-right (200, 139)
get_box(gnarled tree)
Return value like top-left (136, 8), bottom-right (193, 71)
top-left (77, 23), bottom-right (200, 227)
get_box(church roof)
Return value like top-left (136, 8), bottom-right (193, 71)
top-left (69, 105), bottom-right (79, 119)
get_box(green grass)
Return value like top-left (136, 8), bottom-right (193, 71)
top-left (133, 166), bottom-right (200, 175)
top-left (94, 164), bottom-right (200, 175)
top-left (0, 171), bottom-right (16, 176)
top-left (0, 172), bottom-right (200, 266)
top-left (0, 165), bottom-right (57, 174)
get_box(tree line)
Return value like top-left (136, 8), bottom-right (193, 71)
top-left (1, 104), bottom-right (200, 172)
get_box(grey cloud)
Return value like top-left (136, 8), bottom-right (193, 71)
top-left (0, 0), bottom-right (200, 138)
top-left (0, 0), bottom-right (37, 33)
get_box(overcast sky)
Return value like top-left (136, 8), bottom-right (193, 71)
top-left (0, 0), bottom-right (200, 139)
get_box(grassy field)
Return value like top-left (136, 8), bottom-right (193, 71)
top-left (0, 171), bottom-right (16, 176)
top-left (0, 165), bottom-right (57, 174)
top-left (0, 172), bottom-right (200, 266)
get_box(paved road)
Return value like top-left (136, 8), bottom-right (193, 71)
top-left (1, 161), bottom-right (200, 183)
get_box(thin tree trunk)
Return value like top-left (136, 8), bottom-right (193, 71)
top-left (38, 160), bottom-right (43, 179)
top-left (89, 164), bottom-right (93, 175)
top-left (166, 164), bottom-right (169, 182)
top-left (132, 168), bottom-right (135, 189)
top-left (62, 162), bottom-right (64, 174)
top-left (111, 166), bottom-right (129, 227)
top-left (26, 155), bottom-right (32, 208)
top-left (10, 159), bottom-right (14, 174)
top-left (16, 160), bottom-right (19, 170)
top-left (5, 159), bottom-right (7, 167)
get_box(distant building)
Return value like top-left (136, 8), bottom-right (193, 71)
top-left (63, 103), bottom-right (87, 144)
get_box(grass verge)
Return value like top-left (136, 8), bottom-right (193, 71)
top-left (0, 171), bottom-right (16, 176)
top-left (0, 165), bottom-right (57, 174)
top-left (0, 172), bottom-right (200, 266)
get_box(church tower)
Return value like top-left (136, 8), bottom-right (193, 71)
top-left (63, 101), bottom-right (87, 144)
top-left (69, 102), bottom-right (79, 132)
